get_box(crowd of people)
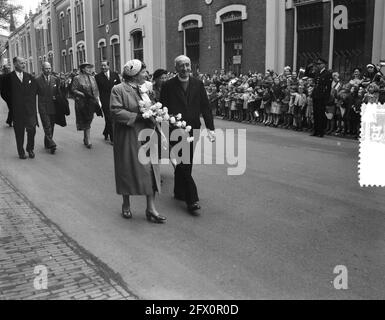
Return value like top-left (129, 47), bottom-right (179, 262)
top-left (200, 62), bottom-right (384, 139)
top-left (0, 55), bottom-right (215, 223)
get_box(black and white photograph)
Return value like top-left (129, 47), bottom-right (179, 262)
top-left (0, 0), bottom-right (385, 307)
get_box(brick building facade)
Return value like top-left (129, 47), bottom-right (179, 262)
top-left (5, 0), bottom-right (385, 78)
top-left (165, 0), bottom-right (267, 75)
top-left (285, 0), bottom-right (378, 81)
top-left (92, 0), bottom-right (121, 73)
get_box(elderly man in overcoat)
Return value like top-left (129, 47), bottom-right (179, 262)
top-left (2, 57), bottom-right (38, 159)
top-left (36, 62), bottom-right (62, 154)
top-left (160, 55), bottom-right (216, 216)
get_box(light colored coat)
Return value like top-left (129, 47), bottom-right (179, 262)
top-left (110, 82), bottom-right (161, 195)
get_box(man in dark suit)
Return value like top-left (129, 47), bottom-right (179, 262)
top-left (311, 58), bottom-right (333, 138)
top-left (95, 61), bottom-right (121, 144)
top-left (2, 57), bottom-right (38, 159)
top-left (0, 64), bottom-right (13, 127)
top-left (36, 62), bottom-right (62, 154)
top-left (160, 55), bottom-right (216, 215)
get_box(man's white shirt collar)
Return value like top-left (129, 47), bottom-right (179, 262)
top-left (16, 71), bottom-right (23, 81)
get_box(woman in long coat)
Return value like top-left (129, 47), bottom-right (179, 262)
top-left (72, 62), bottom-right (101, 148)
top-left (110, 59), bottom-right (166, 224)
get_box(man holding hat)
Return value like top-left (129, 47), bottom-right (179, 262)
top-left (311, 58), bottom-right (332, 138)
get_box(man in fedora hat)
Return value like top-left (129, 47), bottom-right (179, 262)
top-left (311, 58), bottom-right (332, 138)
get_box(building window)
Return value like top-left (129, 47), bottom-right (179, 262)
top-left (111, 0), bottom-right (119, 20)
top-left (61, 17), bottom-right (65, 40)
top-left (27, 33), bottom-right (31, 56)
top-left (131, 30), bottom-right (143, 61)
top-left (48, 52), bottom-right (54, 68)
top-left (69, 49), bottom-right (74, 71)
top-left (216, 5), bottom-right (247, 75)
top-left (111, 37), bottom-right (120, 72)
top-left (77, 43), bottom-right (86, 66)
top-left (296, 2), bottom-right (323, 73)
top-left (98, 0), bottom-right (104, 25)
top-left (182, 20), bottom-right (200, 74)
top-left (47, 19), bottom-right (52, 45)
top-left (332, 0), bottom-right (367, 81)
top-left (98, 39), bottom-right (107, 62)
top-left (75, 0), bottom-right (84, 32)
top-left (62, 51), bottom-right (67, 73)
top-left (223, 16), bottom-right (243, 75)
top-left (68, 9), bottom-right (72, 38)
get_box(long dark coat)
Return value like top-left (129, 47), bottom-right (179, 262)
top-left (1, 71), bottom-right (38, 127)
top-left (95, 71), bottom-right (121, 111)
top-left (160, 76), bottom-right (214, 130)
top-left (110, 82), bottom-right (161, 196)
top-left (72, 73), bottom-right (100, 130)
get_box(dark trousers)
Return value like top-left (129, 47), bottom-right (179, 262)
top-left (6, 105), bottom-right (13, 125)
top-left (13, 121), bottom-right (36, 156)
top-left (313, 99), bottom-right (327, 135)
top-left (102, 106), bottom-right (113, 141)
top-left (174, 141), bottom-right (199, 205)
top-left (40, 113), bottom-right (56, 149)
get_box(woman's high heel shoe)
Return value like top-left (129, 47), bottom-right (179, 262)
top-left (145, 210), bottom-right (166, 224)
top-left (122, 206), bottom-right (133, 219)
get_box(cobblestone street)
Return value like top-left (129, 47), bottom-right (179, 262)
top-left (0, 173), bottom-right (136, 300)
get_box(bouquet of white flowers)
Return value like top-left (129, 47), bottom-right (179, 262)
top-left (138, 101), bottom-right (194, 168)
top-left (139, 101), bottom-right (193, 142)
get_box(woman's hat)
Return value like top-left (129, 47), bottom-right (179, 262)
top-left (366, 63), bottom-right (376, 69)
top-left (79, 62), bottom-right (94, 69)
top-left (124, 59), bottom-right (143, 77)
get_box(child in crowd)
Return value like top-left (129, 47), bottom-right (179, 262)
top-left (363, 83), bottom-right (380, 104)
top-left (292, 86), bottom-right (307, 131)
top-left (305, 82), bottom-right (314, 132)
top-left (262, 83), bottom-right (272, 125)
top-left (203, 64), bottom-right (384, 138)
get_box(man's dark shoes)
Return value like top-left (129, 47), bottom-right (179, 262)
top-left (27, 150), bottom-right (35, 159)
top-left (50, 147), bottom-right (56, 154)
top-left (187, 202), bottom-right (201, 216)
top-left (19, 153), bottom-right (27, 160)
top-left (310, 132), bottom-right (318, 137)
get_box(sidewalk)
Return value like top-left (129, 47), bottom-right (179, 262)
top-left (0, 172), bottom-right (137, 300)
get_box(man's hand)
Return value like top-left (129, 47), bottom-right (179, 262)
top-left (208, 130), bottom-right (216, 143)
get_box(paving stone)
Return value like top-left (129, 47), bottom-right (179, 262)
top-left (0, 173), bottom-right (136, 301)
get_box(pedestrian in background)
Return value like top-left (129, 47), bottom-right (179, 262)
top-left (152, 69), bottom-right (168, 103)
top-left (1, 64), bottom-right (13, 127)
top-left (71, 62), bottom-right (102, 149)
top-left (311, 58), bottom-right (332, 138)
top-left (36, 62), bottom-right (62, 154)
top-left (95, 61), bottom-right (121, 144)
top-left (1, 57), bottom-right (38, 159)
